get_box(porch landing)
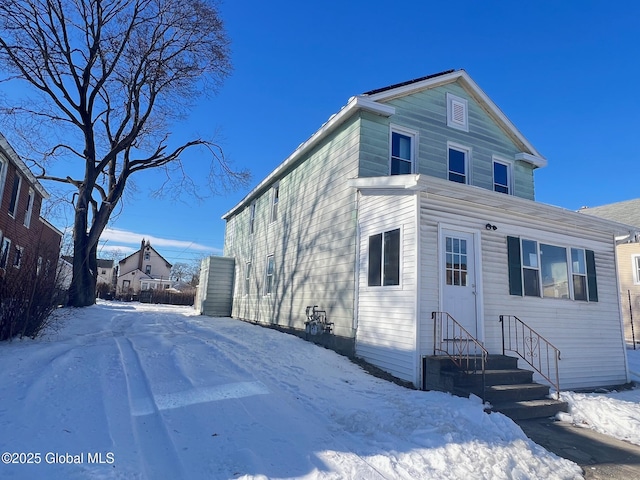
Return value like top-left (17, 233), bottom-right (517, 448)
top-left (423, 354), bottom-right (568, 420)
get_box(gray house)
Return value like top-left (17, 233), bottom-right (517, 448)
top-left (213, 69), bottom-right (631, 391)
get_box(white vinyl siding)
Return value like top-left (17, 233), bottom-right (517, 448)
top-left (417, 186), bottom-right (626, 390)
top-left (356, 191), bottom-right (418, 384)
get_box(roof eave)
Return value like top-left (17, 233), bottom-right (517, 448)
top-left (222, 97), bottom-right (395, 220)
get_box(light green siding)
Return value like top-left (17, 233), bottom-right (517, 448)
top-left (358, 80), bottom-right (536, 200)
top-left (224, 115), bottom-right (363, 339)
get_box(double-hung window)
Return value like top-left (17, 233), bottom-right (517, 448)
top-left (368, 228), bottom-right (400, 286)
top-left (1, 237), bottom-right (12, 269)
top-left (245, 262), bottom-right (251, 295)
top-left (507, 236), bottom-right (597, 301)
top-left (24, 187), bottom-right (34, 227)
top-left (270, 184), bottom-right (279, 223)
top-left (448, 144), bottom-right (469, 184)
top-left (249, 201), bottom-right (256, 234)
top-left (493, 159), bottom-right (511, 194)
top-left (265, 255), bottom-right (275, 295)
top-left (390, 127), bottom-right (416, 175)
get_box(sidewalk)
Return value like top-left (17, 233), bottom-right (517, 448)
top-left (517, 417), bottom-right (640, 479)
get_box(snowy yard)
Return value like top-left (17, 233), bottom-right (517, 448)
top-left (0, 302), bottom-right (636, 479)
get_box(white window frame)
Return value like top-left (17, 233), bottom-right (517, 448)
top-left (492, 156), bottom-right (512, 195)
top-left (447, 142), bottom-right (471, 185)
top-left (389, 125), bottom-right (418, 175)
top-left (24, 187), bottom-right (34, 228)
top-left (270, 184), bottom-right (280, 223)
top-left (145, 265), bottom-right (151, 275)
top-left (446, 92), bottom-right (469, 131)
top-left (249, 201), bottom-right (256, 235)
top-left (8, 174), bottom-right (21, 218)
top-left (633, 255), bottom-right (640, 285)
top-left (0, 237), bottom-right (11, 269)
top-left (264, 254), bottom-right (275, 296)
top-left (245, 261), bottom-right (251, 296)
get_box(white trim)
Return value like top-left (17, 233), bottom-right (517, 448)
top-left (0, 237), bottom-right (11, 269)
top-left (412, 193), bottom-right (421, 387)
top-left (23, 187), bottom-right (34, 228)
top-left (447, 142), bottom-right (471, 185)
top-left (446, 92), bottom-right (469, 132)
top-left (270, 183), bottom-right (280, 223)
top-left (8, 174), bottom-right (22, 218)
top-left (389, 124), bottom-right (419, 175)
top-left (632, 255), bottom-right (640, 285)
top-left (222, 96), bottom-right (395, 219)
top-left (492, 155), bottom-right (513, 195)
top-left (264, 254), bottom-right (275, 296)
top-left (515, 152), bottom-right (547, 168)
top-left (0, 156), bottom-right (7, 203)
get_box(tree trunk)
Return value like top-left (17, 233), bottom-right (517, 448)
top-left (68, 234), bottom-right (97, 307)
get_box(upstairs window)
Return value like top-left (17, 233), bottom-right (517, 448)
top-left (493, 159), bottom-right (511, 194)
top-left (0, 158), bottom-right (7, 203)
top-left (13, 245), bottom-right (23, 269)
top-left (368, 228), bottom-right (400, 286)
top-left (145, 265), bottom-right (151, 275)
top-left (249, 201), bottom-right (256, 234)
top-left (446, 93), bottom-right (469, 131)
top-left (24, 187), bottom-right (34, 227)
top-left (265, 255), bottom-right (275, 295)
top-left (448, 144), bottom-right (469, 184)
top-left (0, 237), bottom-right (9, 269)
top-left (8, 174), bottom-right (21, 217)
top-left (390, 127), bottom-right (417, 175)
top-left (270, 184), bottom-right (279, 223)
top-left (144, 251), bottom-right (150, 261)
top-left (634, 255), bottom-right (640, 285)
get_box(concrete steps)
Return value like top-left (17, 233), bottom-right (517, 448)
top-left (423, 355), bottom-right (568, 420)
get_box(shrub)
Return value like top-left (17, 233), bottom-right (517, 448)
top-left (0, 250), bottom-right (62, 341)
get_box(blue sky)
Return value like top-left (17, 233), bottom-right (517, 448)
top-left (10, 1), bottom-right (640, 265)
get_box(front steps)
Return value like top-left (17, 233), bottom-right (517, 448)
top-left (423, 354), bottom-right (568, 420)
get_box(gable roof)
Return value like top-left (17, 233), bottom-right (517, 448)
top-left (118, 241), bottom-right (172, 268)
top-left (578, 199), bottom-right (640, 229)
top-left (223, 69), bottom-right (546, 219)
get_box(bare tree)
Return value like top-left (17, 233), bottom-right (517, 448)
top-left (0, 0), bottom-right (248, 306)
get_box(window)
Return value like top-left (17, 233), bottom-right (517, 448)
top-left (145, 265), bottom-right (151, 275)
top-left (13, 245), bottom-right (23, 269)
top-left (493, 159), bottom-right (511, 194)
top-left (367, 228), bottom-right (400, 286)
top-left (265, 255), bottom-right (274, 295)
top-left (24, 187), bottom-right (34, 227)
top-left (102, 269), bottom-right (107, 275)
top-left (446, 93), bottom-right (468, 131)
top-left (634, 255), bottom-right (640, 285)
top-left (245, 262), bottom-right (251, 295)
top-left (448, 144), bottom-right (469, 184)
top-left (390, 127), bottom-right (416, 175)
top-left (507, 236), bottom-right (597, 301)
top-left (249, 201), bottom-right (256, 234)
top-left (141, 282), bottom-right (149, 290)
top-left (270, 184), bottom-right (279, 222)
top-left (0, 237), bottom-right (10, 269)
top-left (37, 256), bottom-right (43, 276)
top-left (144, 251), bottom-right (150, 261)
top-left (0, 157), bottom-right (7, 201)
top-left (8, 174), bottom-right (21, 217)
top-left (571, 248), bottom-right (588, 301)
top-left (445, 236), bottom-right (468, 286)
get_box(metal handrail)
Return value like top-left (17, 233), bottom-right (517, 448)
top-left (432, 311), bottom-right (488, 375)
top-left (500, 315), bottom-right (561, 399)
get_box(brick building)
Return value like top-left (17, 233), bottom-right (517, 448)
top-left (0, 132), bottom-right (62, 276)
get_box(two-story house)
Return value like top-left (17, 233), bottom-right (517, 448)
top-left (0, 132), bottom-right (62, 276)
top-left (117, 239), bottom-right (172, 294)
top-left (214, 69), bottom-right (631, 391)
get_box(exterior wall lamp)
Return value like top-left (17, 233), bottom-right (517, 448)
top-left (485, 223), bottom-right (497, 231)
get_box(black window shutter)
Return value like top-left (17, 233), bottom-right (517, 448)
top-left (586, 249), bottom-right (598, 302)
top-left (507, 236), bottom-right (522, 296)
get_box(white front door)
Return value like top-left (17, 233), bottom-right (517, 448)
top-left (441, 229), bottom-right (479, 338)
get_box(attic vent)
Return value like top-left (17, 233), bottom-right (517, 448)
top-left (446, 93), bottom-right (468, 131)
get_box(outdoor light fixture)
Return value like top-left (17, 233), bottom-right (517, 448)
top-left (485, 223), bottom-right (497, 231)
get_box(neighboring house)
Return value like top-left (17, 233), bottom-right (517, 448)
top-left (214, 69), bottom-right (631, 390)
top-left (579, 199), bottom-right (640, 345)
top-left (117, 239), bottom-right (172, 294)
top-left (62, 256), bottom-right (117, 288)
top-left (0, 132), bottom-right (62, 277)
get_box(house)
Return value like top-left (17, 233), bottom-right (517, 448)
top-left (0, 132), bottom-right (62, 277)
top-left (117, 239), bottom-right (172, 294)
top-left (579, 199), bottom-right (640, 345)
top-left (212, 69), bottom-right (631, 391)
top-left (62, 255), bottom-right (117, 289)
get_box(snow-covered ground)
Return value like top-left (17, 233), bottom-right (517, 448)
top-left (558, 346), bottom-right (640, 447)
top-left (0, 302), bottom-right (584, 479)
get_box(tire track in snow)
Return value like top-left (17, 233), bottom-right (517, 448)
top-left (114, 335), bottom-right (185, 479)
